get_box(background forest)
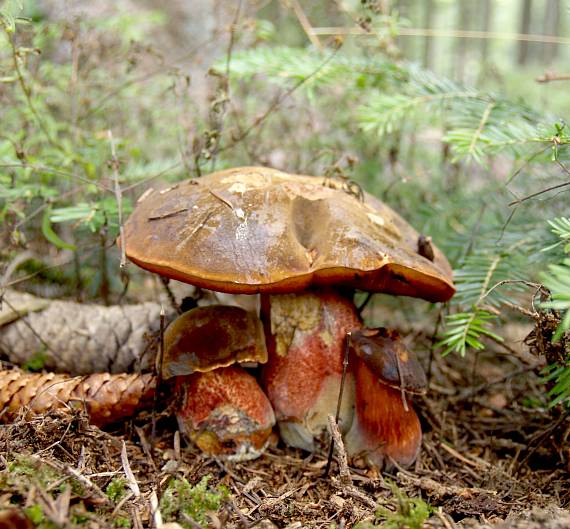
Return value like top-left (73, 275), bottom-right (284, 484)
top-left (0, 1), bottom-right (569, 528)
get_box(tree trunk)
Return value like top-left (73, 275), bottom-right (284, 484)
top-left (517, 0), bottom-right (533, 65)
top-left (480, 0), bottom-right (493, 63)
top-left (454, 0), bottom-right (470, 83)
top-left (422, 0), bottom-right (435, 69)
top-left (542, 0), bottom-right (561, 64)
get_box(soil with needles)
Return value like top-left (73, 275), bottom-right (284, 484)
top-left (0, 326), bottom-right (568, 529)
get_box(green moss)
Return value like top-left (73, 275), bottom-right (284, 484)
top-left (7, 455), bottom-right (84, 496)
top-left (354, 482), bottom-right (431, 529)
top-left (106, 477), bottom-right (128, 503)
top-left (23, 505), bottom-right (60, 529)
top-left (159, 475), bottom-right (230, 527)
top-left (21, 350), bottom-right (49, 372)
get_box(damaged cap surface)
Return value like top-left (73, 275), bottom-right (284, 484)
top-left (123, 167), bottom-right (455, 302)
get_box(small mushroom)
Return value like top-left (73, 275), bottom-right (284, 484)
top-left (345, 328), bottom-right (427, 469)
top-left (161, 305), bottom-right (274, 460)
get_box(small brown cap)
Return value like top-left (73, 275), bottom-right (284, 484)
top-left (162, 305), bottom-right (267, 379)
top-left (349, 328), bottom-right (427, 394)
top-left (123, 167), bottom-right (455, 302)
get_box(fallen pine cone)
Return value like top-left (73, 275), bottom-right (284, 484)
top-left (0, 289), bottom-right (170, 374)
top-left (0, 370), bottom-right (156, 427)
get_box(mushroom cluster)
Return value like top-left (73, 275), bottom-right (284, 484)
top-left (123, 166), bottom-right (454, 467)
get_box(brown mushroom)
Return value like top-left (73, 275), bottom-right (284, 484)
top-left (345, 328), bottom-right (427, 469)
top-left (123, 167), bottom-right (454, 461)
top-left (160, 305), bottom-right (274, 460)
top-left (124, 167), bottom-right (454, 301)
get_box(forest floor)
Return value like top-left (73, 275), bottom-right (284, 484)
top-left (0, 323), bottom-right (568, 529)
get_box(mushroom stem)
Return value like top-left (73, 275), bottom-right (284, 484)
top-left (175, 366), bottom-right (275, 461)
top-left (261, 289), bottom-right (362, 451)
top-left (344, 356), bottom-right (422, 470)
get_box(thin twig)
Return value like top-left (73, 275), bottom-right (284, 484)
top-left (435, 507), bottom-right (456, 529)
top-left (152, 306), bottom-right (166, 444)
top-left (150, 490), bottom-right (163, 529)
top-left (536, 72), bottom-right (570, 83)
top-left (327, 415), bottom-right (352, 486)
top-left (508, 180), bottom-right (570, 206)
top-left (310, 26), bottom-right (570, 45)
top-left (220, 45), bottom-right (341, 153)
top-left (0, 163), bottom-right (113, 192)
top-left (159, 277), bottom-right (181, 314)
top-left (0, 296), bottom-right (59, 357)
top-left (108, 130), bottom-right (127, 269)
top-left (288, 0), bottom-right (323, 50)
top-left (324, 331), bottom-right (351, 477)
top-left (515, 410), bottom-right (570, 472)
top-left (181, 513), bottom-right (206, 529)
top-left (121, 441), bottom-right (141, 498)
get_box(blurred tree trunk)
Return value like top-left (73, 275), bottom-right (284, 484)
top-left (480, 0), bottom-right (493, 63)
top-left (395, 0), bottom-right (412, 59)
top-left (422, 0), bottom-right (435, 69)
top-left (517, 0), bottom-right (533, 65)
top-left (542, 0), bottom-right (560, 65)
top-left (455, 0), bottom-right (470, 82)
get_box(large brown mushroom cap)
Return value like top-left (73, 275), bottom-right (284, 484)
top-left (123, 167), bottom-right (454, 302)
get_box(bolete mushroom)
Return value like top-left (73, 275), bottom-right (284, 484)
top-left (161, 304), bottom-right (274, 460)
top-left (123, 166), bottom-right (454, 465)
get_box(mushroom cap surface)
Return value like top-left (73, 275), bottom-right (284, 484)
top-left (162, 305), bottom-right (267, 379)
top-left (123, 167), bottom-right (455, 301)
top-left (349, 328), bottom-right (427, 394)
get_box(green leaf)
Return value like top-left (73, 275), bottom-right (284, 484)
top-left (41, 207), bottom-right (76, 250)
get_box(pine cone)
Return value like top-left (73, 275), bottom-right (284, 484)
top-left (0, 370), bottom-right (156, 427)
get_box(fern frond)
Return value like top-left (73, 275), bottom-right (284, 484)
top-left (541, 258), bottom-right (570, 341)
top-left (437, 310), bottom-right (503, 357)
top-left (542, 217), bottom-right (570, 253)
top-left (542, 362), bottom-right (570, 407)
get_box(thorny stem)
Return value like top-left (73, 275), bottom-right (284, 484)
top-left (324, 331), bottom-right (351, 477)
